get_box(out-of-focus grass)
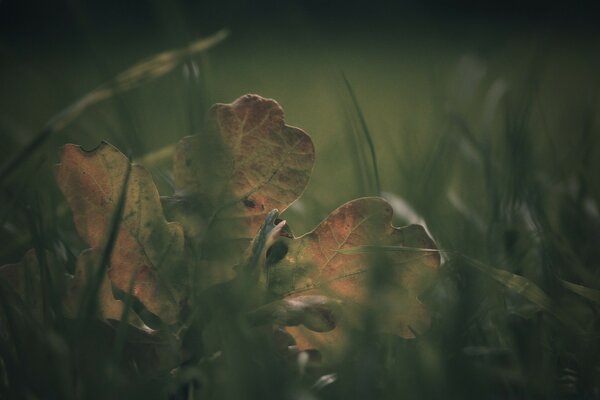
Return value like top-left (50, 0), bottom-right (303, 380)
top-left (1, 9), bottom-right (600, 399)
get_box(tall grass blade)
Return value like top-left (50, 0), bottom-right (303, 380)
top-left (0, 29), bottom-right (228, 182)
top-left (341, 73), bottom-right (381, 195)
top-left (560, 279), bottom-right (600, 304)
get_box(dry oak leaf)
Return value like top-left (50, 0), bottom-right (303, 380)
top-left (267, 197), bottom-right (440, 358)
top-left (63, 249), bottom-right (150, 330)
top-left (170, 94), bottom-right (314, 289)
top-left (56, 142), bottom-right (185, 324)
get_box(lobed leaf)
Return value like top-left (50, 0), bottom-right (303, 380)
top-left (267, 197), bottom-right (440, 358)
top-left (55, 142), bottom-right (185, 324)
top-left (169, 94), bottom-right (314, 289)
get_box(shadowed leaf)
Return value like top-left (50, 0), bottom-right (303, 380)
top-left (55, 142), bottom-right (185, 324)
top-left (63, 249), bottom-right (151, 331)
top-left (267, 197), bottom-right (440, 358)
top-left (168, 94), bottom-right (314, 289)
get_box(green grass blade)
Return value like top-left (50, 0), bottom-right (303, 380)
top-left (338, 245), bottom-right (579, 329)
top-left (341, 73), bottom-right (381, 195)
top-left (0, 30), bottom-right (228, 182)
top-left (77, 162), bottom-right (132, 325)
top-left (560, 279), bottom-right (600, 304)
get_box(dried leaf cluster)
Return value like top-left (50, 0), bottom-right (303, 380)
top-left (1, 94), bottom-right (440, 370)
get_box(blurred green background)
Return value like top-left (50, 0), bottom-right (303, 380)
top-left (1, 0), bottom-right (600, 398)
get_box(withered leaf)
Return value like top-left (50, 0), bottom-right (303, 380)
top-left (267, 197), bottom-right (440, 358)
top-left (170, 94), bottom-right (314, 289)
top-left (63, 249), bottom-right (150, 330)
top-left (55, 142), bottom-right (185, 324)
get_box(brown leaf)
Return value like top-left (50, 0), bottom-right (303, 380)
top-left (169, 94), bottom-right (314, 289)
top-left (64, 251), bottom-right (182, 375)
top-left (55, 142), bottom-right (185, 324)
top-left (63, 249), bottom-right (151, 331)
top-left (267, 197), bottom-right (440, 358)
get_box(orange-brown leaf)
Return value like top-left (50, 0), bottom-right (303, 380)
top-left (170, 94), bottom-right (314, 289)
top-left (63, 249), bottom-right (151, 330)
top-left (55, 142), bottom-right (185, 324)
top-left (267, 197), bottom-right (440, 358)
